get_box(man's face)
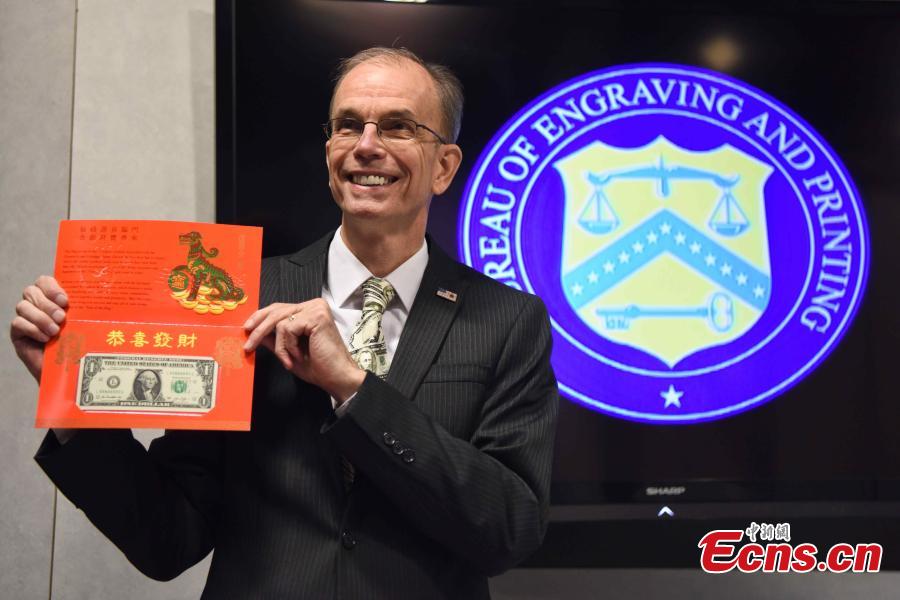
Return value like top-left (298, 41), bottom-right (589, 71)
top-left (138, 372), bottom-right (157, 391)
top-left (326, 59), bottom-right (461, 230)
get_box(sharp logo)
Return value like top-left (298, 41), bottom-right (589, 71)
top-left (646, 486), bottom-right (686, 496)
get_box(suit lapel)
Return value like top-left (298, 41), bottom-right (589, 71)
top-left (387, 237), bottom-right (468, 400)
top-left (283, 232), bottom-right (332, 303)
top-left (279, 231), bottom-right (466, 400)
top-left (276, 233), bottom-right (335, 427)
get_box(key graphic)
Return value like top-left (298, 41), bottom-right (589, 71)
top-left (597, 292), bottom-right (734, 332)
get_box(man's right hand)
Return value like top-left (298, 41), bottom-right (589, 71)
top-left (10, 275), bottom-right (68, 382)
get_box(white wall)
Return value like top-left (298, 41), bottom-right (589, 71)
top-left (68, 0), bottom-right (214, 222)
top-left (1, 0), bottom-right (212, 598)
top-left (0, 1), bottom-right (76, 597)
top-left (53, 2), bottom-right (214, 598)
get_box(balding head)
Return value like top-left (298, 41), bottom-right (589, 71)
top-left (330, 47), bottom-right (464, 144)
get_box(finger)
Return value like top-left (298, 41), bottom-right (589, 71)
top-left (34, 275), bottom-right (68, 309)
top-left (243, 302), bottom-right (290, 330)
top-left (275, 317), bottom-right (312, 367)
top-left (245, 301), bottom-right (308, 349)
top-left (10, 315), bottom-right (50, 344)
top-left (243, 307), bottom-right (269, 331)
top-left (279, 313), bottom-right (307, 355)
top-left (286, 335), bottom-right (303, 361)
top-left (243, 304), bottom-right (302, 346)
top-left (258, 332), bottom-right (276, 353)
top-left (15, 300), bottom-right (60, 337)
top-left (243, 304), bottom-right (277, 330)
top-left (286, 332), bottom-right (311, 368)
top-left (22, 285), bottom-right (66, 325)
top-left (244, 309), bottom-right (289, 351)
top-left (298, 335), bottom-right (310, 361)
top-left (273, 321), bottom-right (297, 370)
top-left (244, 302), bottom-right (300, 330)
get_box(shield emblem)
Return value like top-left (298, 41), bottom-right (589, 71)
top-left (557, 136), bottom-right (773, 367)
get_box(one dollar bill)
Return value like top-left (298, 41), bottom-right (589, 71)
top-left (76, 353), bottom-right (218, 413)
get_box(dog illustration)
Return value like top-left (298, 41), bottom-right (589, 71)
top-left (176, 231), bottom-right (245, 302)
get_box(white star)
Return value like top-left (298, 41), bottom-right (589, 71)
top-left (720, 263), bottom-right (732, 276)
top-left (571, 283), bottom-right (583, 296)
top-left (618, 251), bottom-right (630, 264)
top-left (753, 285), bottom-right (765, 298)
top-left (689, 242), bottom-right (701, 254)
top-left (675, 232), bottom-right (686, 245)
top-left (661, 384), bottom-right (684, 408)
top-left (705, 253), bottom-right (716, 266)
top-left (737, 273), bottom-right (748, 286)
top-left (588, 271), bottom-right (599, 284)
top-left (646, 231), bottom-right (658, 244)
top-left (660, 222), bottom-right (672, 235)
top-left (603, 261), bottom-right (615, 273)
top-left (632, 241), bottom-right (645, 254)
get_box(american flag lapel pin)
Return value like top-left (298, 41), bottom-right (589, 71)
top-left (436, 288), bottom-right (458, 302)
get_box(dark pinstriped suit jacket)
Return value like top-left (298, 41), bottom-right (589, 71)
top-left (36, 232), bottom-right (559, 599)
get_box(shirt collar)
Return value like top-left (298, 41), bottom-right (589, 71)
top-left (326, 226), bottom-right (428, 310)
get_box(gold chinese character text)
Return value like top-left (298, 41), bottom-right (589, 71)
top-left (177, 333), bottom-right (197, 348)
top-left (153, 332), bottom-right (173, 348)
top-left (106, 330), bottom-right (125, 347)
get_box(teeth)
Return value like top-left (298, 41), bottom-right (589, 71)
top-left (352, 174), bottom-right (393, 186)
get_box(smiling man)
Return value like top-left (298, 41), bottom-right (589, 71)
top-left (13, 47), bottom-right (558, 599)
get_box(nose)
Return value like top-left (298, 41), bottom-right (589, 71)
top-left (353, 122), bottom-right (386, 159)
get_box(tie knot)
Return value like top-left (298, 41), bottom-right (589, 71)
top-left (361, 277), bottom-right (395, 314)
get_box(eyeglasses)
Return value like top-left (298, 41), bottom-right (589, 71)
top-left (323, 117), bottom-right (447, 145)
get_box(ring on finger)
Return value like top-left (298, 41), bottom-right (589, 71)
top-left (288, 313), bottom-right (297, 322)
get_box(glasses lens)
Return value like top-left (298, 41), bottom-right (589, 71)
top-left (379, 118), bottom-right (418, 141)
top-left (329, 118), bottom-right (363, 139)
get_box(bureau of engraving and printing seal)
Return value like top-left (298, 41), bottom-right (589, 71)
top-left (459, 64), bottom-right (869, 423)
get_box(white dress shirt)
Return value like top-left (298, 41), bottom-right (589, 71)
top-left (322, 227), bottom-right (428, 410)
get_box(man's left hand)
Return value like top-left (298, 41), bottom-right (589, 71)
top-left (243, 299), bottom-right (365, 403)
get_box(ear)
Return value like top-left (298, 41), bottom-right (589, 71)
top-left (325, 141), bottom-right (334, 192)
top-left (431, 144), bottom-right (463, 196)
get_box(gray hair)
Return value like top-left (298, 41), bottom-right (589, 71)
top-left (330, 47), bottom-right (464, 144)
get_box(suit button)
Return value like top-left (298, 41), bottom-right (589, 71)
top-left (392, 443), bottom-right (406, 455)
top-left (341, 530), bottom-right (357, 549)
top-left (383, 432), bottom-right (397, 446)
top-left (401, 449), bottom-right (416, 464)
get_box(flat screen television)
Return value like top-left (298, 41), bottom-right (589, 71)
top-left (216, 0), bottom-right (900, 567)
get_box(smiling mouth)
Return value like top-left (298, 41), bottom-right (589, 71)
top-left (349, 174), bottom-right (398, 187)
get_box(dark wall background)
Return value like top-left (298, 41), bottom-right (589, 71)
top-left (217, 0), bottom-right (900, 568)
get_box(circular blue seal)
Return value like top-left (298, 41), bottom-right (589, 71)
top-left (458, 63), bottom-right (869, 424)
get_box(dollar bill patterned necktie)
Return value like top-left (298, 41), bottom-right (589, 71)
top-left (348, 277), bottom-right (396, 378)
top-left (342, 276), bottom-right (395, 489)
